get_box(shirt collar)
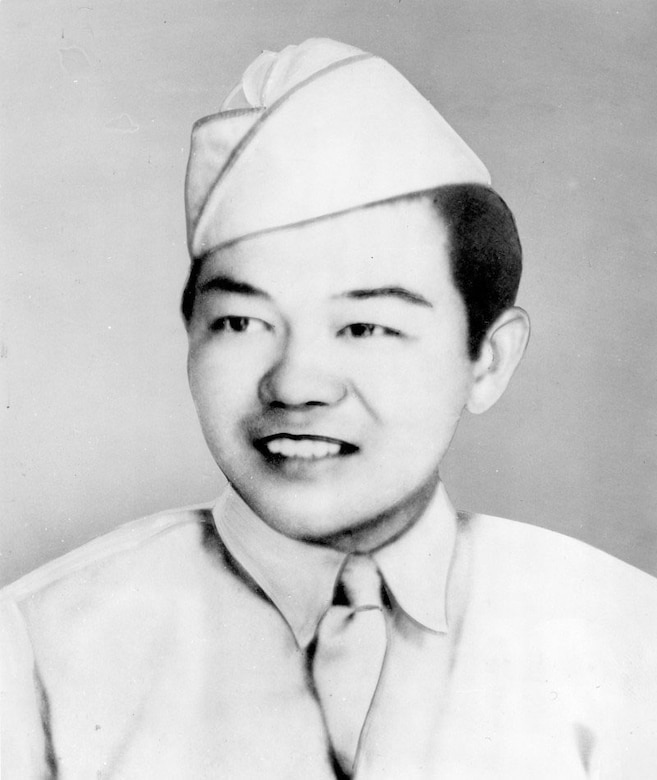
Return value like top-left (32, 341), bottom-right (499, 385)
top-left (212, 482), bottom-right (457, 648)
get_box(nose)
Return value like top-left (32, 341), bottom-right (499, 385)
top-left (258, 335), bottom-right (347, 409)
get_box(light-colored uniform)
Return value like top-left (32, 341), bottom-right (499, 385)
top-left (2, 483), bottom-right (657, 778)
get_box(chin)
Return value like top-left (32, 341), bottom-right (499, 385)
top-left (245, 490), bottom-right (361, 542)
top-left (237, 476), bottom-right (436, 549)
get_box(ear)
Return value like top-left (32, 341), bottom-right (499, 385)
top-left (466, 307), bottom-right (530, 415)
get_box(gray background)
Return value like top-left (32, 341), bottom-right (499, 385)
top-left (1, 0), bottom-right (655, 586)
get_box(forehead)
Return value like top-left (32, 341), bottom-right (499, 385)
top-left (198, 197), bottom-right (453, 299)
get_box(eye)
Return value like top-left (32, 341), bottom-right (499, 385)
top-left (339, 323), bottom-right (402, 339)
top-left (210, 316), bottom-right (270, 334)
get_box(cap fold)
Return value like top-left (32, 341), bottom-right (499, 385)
top-left (186, 38), bottom-right (491, 258)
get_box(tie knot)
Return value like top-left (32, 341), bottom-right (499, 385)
top-left (335, 554), bottom-right (383, 609)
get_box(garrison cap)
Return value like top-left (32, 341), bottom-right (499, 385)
top-left (185, 38), bottom-right (490, 260)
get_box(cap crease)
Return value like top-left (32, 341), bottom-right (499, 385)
top-left (193, 52), bottom-right (374, 244)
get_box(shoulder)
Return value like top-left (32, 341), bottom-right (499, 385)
top-left (0, 499), bottom-right (262, 686)
top-left (0, 503), bottom-right (225, 630)
top-left (451, 512), bottom-right (657, 764)
top-left (460, 509), bottom-right (657, 610)
top-left (456, 509), bottom-right (657, 673)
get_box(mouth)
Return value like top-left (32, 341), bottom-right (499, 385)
top-left (254, 434), bottom-right (358, 461)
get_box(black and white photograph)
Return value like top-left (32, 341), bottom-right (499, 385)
top-left (1, 1), bottom-right (656, 776)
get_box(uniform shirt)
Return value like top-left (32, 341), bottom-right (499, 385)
top-left (2, 483), bottom-right (657, 778)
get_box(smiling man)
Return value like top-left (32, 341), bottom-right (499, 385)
top-left (2, 38), bottom-right (657, 779)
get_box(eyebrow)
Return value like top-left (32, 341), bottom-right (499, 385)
top-left (336, 287), bottom-right (433, 308)
top-left (198, 274), bottom-right (271, 299)
top-left (198, 276), bottom-right (432, 308)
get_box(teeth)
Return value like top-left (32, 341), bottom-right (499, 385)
top-left (264, 438), bottom-right (342, 459)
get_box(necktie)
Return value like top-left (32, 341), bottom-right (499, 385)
top-left (312, 554), bottom-right (388, 774)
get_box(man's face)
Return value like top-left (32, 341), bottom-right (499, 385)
top-left (187, 198), bottom-right (477, 549)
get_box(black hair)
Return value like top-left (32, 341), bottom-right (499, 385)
top-left (431, 183), bottom-right (523, 359)
top-left (181, 259), bottom-right (202, 326)
top-left (181, 183), bottom-right (522, 361)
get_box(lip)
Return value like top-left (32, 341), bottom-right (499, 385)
top-left (253, 433), bottom-right (359, 459)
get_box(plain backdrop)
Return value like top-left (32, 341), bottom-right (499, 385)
top-left (1, 0), bottom-right (656, 586)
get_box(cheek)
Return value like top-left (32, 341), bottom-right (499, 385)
top-left (356, 345), bottom-right (471, 420)
top-left (389, 357), bottom-right (470, 473)
top-left (187, 346), bottom-right (257, 427)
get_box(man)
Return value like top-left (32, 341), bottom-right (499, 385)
top-left (2, 38), bottom-right (656, 778)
